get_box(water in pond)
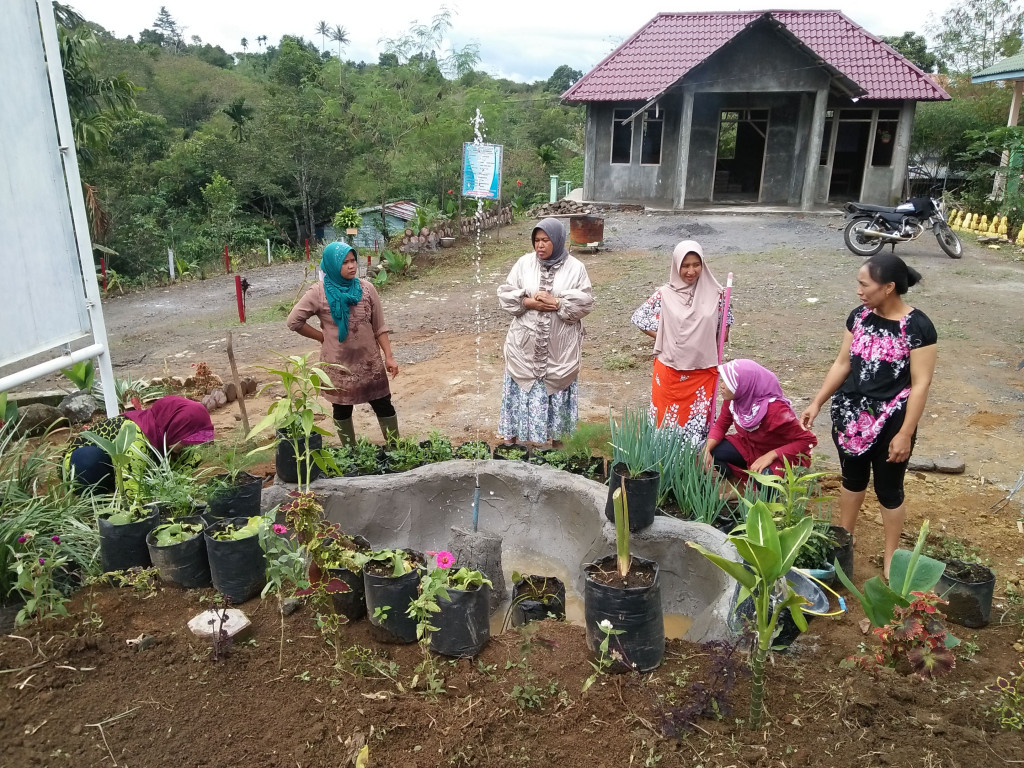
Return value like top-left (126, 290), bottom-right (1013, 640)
top-left (491, 547), bottom-right (692, 640)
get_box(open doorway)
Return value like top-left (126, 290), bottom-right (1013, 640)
top-left (714, 109), bottom-right (768, 201)
top-left (829, 111), bottom-right (872, 201)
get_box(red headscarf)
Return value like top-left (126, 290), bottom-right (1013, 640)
top-left (123, 396), bottom-right (214, 452)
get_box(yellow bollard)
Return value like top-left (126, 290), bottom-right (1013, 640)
top-left (979, 214), bottom-right (989, 233)
top-left (999, 217), bottom-right (1008, 237)
top-left (954, 210), bottom-right (966, 231)
top-left (969, 213), bottom-right (979, 232)
top-left (1016, 224), bottom-right (1024, 245)
top-left (988, 215), bottom-right (999, 235)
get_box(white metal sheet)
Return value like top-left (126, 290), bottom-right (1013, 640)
top-left (0, 0), bottom-right (91, 367)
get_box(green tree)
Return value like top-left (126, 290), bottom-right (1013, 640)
top-left (545, 64), bottom-right (583, 93)
top-left (271, 36), bottom-right (322, 88)
top-left (316, 21), bottom-right (329, 53)
top-left (202, 171), bottom-right (238, 246)
top-left (927, 0), bottom-right (1024, 73)
top-left (882, 32), bottom-right (939, 73)
top-left (152, 6), bottom-right (183, 53)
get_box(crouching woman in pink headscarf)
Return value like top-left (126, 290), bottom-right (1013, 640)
top-left (702, 359), bottom-right (816, 483)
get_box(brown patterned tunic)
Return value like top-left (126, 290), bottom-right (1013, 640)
top-left (286, 279), bottom-right (391, 405)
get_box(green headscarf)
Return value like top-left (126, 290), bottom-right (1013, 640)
top-left (320, 242), bottom-right (363, 342)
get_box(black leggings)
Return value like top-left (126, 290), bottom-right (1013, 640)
top-left (710, 438), bottom-right (747, 478)
top-left (833, 409), bottom-right (914, 509)
top-left (332, 396), bottom-right (395, 421)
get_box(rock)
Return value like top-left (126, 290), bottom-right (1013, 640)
top-left (907, 457), bottom-right (936, 472)
top-left (281, 597), bottom-right (302, 616)
top-left (58, 391), bottom-right (100, 424)
top-left (187, 608), bottom-right (252, 642)
top-left (15, 403), bottom-right (67, 437)
top-left (934, 457), bottom-right (966, 474)
top-left (184, 375), bottom-right (196, 388)
top-left (223, 382), bottom-right (237, 403)
top-left (241, 376), bottom-right (258, 396)
top-left (201, 389), bottom-right (227, 412)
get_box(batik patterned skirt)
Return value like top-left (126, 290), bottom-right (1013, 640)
top-left (498, 372), bottom-right (578, 443)
top-left (649, 358), bottom-right (717, 446)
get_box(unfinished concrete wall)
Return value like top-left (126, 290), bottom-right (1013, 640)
top-left (264, 460), bottom-right (740, 643)
top-left (586, 95), bottom-right (682, 208)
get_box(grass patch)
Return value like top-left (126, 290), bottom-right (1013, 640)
top-left (246, 299), bottom-right (293, 324)
top-left (603, 352), bottom-right (640, 371)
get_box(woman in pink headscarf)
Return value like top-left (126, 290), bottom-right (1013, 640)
top-left (702, 359), bottom-right (816, 482)
top-left (631, 241), bottom-right (733, 445)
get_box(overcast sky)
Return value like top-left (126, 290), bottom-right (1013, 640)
top-left (69, 0), bottom-right (956, 83)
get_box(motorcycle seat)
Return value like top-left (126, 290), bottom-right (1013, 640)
top-left (847, 202), bottom-right (898, 214)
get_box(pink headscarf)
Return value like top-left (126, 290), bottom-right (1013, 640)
top-left (718, 359), bottom-right (791, 431)
top-left (653, 241), bottom-right (724, 371)
top-left (123, 396), bottom-right (215, 452)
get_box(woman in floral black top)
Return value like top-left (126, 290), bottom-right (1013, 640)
top-left (800, 254), bottom-right (937, 579)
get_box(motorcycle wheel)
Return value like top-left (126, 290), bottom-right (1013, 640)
top-left (935, 223), bottom-right (963, 259)
top-left (843, 219), bottom-right (885, 257)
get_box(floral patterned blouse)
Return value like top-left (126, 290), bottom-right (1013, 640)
top-left (831, 306), bottom-right (937, 456)
top-left (630, 290), bottom-right (734, 333)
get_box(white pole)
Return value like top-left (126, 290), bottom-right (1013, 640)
top-left (266, 238), bottom-right (272, 265)
top-left (168, 247), bottom-right (175, 281)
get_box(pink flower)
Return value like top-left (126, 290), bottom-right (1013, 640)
top-left (435, 550), bottom-right (455, 569)
top-left (38, 558), bottom-right (45, 565)
top-left (272, 524), bottom-right (287, 535)
top-left (17, 536), bottom-right (26, 544)
top-left (855, 412), bottom-right (875, 432)
top-left (51, 535), bottom-right (60, 544)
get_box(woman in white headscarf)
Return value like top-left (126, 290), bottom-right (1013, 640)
top-left (631, 240), bottom-right (733, 445)
top-left (497, 218), bottom-right (594, 446)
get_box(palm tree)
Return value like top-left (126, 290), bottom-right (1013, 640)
top-left (329, 25), bottom-right (349, 86)
top-left (223, 97), bottom-right (254, 142)
top-left (315, 21), bottom-right (329, 53)
top-left (240, 37), bottom-right (248, 57)
top-left (256, 35), bottom-right (267, 50)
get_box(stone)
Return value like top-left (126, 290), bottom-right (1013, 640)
top-left (223, 382), bottom-right (237, 403)
top-left (58, 391), bottom-right (100, 424)
top-left (281, 597), bottom-right (302, 616)
top-left (187, 608), bottom-right (252, 641)
top-left (907, 457), bottom-right (936, 472)
top-left (241, 376), bottom-right (258, 396)
top-left (14, 403), bottom-right (67, 437)
top-left (201, 393), bottom-right (217, 412)
top-left (448, 526), bottom-right (505, 613)
top-left (934, 457), bottom-right (966, 474)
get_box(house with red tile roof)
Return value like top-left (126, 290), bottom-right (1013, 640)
top-left (562, 11), bottom-right (949, 210)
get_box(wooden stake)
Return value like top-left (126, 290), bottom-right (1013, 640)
top-left (226, 331), bottom-right (250, 435)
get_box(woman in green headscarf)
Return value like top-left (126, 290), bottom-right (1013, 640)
top-left (287, 242), bottom-right (400, 445)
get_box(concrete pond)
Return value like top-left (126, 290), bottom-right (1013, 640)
top-left (263, 460), bottom-right (740, 643)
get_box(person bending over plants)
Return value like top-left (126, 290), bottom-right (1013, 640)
top-left (63, 395), bottom-right (214, 496)
top-left (288, 242), bottom-right (400, 446)
top-left (702, 359), bottom-right (816, 487)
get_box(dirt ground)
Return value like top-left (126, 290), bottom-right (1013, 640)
top-left (3, 211), bottom-right (1024, 766)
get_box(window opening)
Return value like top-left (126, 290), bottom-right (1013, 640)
top-left (872, 111), bottom-right (899, 167)
top-left (641, 108), bottom-right (663, 165)
top-left (611, 108), bottom-right (633, 164)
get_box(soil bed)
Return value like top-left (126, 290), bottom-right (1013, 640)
top-left (4, 212), bottom-right (1024, 765)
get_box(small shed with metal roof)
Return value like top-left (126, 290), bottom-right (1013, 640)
top-left (321, 201), bottom-right (419, 251)
top-left (562, 11), bottom-right (949, 209)
top-left (972, 55), bottom-right (1024, 197)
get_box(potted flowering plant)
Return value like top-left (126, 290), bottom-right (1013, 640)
top-left (409, 550), bottom-right (492, 659)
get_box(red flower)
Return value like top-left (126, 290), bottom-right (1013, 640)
top-left (516, 179), bottom-right (522, 187)
top-left (447, 190), bottom-right (453, 195)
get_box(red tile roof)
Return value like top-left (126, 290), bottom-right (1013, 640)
top-left (562, 11), bottom-right (949, 103)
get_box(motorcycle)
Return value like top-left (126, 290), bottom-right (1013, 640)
top-left (842, 196), bottom-right (963, 259)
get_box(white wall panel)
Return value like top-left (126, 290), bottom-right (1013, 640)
top-left (0, 0), bottom-right (91, 367)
